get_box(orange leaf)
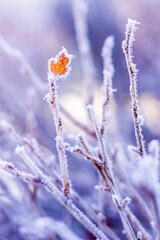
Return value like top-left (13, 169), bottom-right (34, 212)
top-left (49, 47), bottom-right (73, 78)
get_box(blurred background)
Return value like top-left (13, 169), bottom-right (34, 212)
top-left (0, 0), bottom-right (160, 239)
top-left (0, 0), bottom-right (160, 146)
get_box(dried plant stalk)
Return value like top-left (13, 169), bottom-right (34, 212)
top-left (46, 48), bottom-right (74, 196)
top-left (87, 105), bottom-right (136, 240)
top-left (122, 19), bottom-right (145, 157)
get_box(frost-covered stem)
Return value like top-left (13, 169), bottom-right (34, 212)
top-left (0, 121), bottom-right (114, 238)
top-left (122, 19), bottom-right (145, 157)
top-left (0, 34), bottom-right (93, 141)
top-left (149, 141), bottom-right (160, 239)
top-left (101, 35), bottom-right (115, 78)
top-left (112, 196), bottom-right (136, 240)
top-left (126, 207), bottom-right (152, 240)
top-left (120, 183), bottom-right (153, 225)
top-left (77, 133), bottom-right (94, 156)
top-left (15, 146), bottom-right (109, 240)
top-left (0, 34), bottom-right (46, 92)
top-left (72, 189), bottom-right (119, 240)
top-left (0, 159), bottom-right (41, 184)
top-left (72, 0), bottom-right (95, 105)
top-left (87, 105), bottom-right (114, 192)
top-left (146, 191), bottom-right (160, 239)
top-left (87, 105), bottom-right (136, 240)
top-left (71, 146), bottom-right (103, 165)
top-left (112, 149), bottom-right (153, 224)
top-left (47, 75), bottom-right (70, 196)
top-left (71, 190), bottom-right (120, 240)
top-left (101, 36), bottom-right (115, 135)
top-left (77, 133), bottom-right (102, 164)
top-left (101, 71), bottom-right (114, 135)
